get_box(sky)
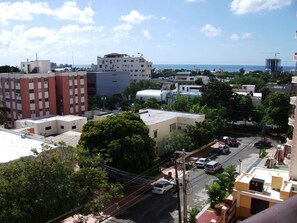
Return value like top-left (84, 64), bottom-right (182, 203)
top-left (0, 0), bottom-right (296, 67)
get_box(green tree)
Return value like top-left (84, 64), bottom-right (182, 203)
top-left (169, 95), bottom-right (190, 112)
top-left (143, 98), bottom-right (160, 109)
top-left (205, 182), bottom-right (225, 209)
top-left (188, 207), bottom-right (200, 223)
top-left (0, 145), bottom-right (122, 223)
top-left (200, 81), bottom-right (233, 109)
top-left (78, 112), bottom-right (159, 174)
top-left (214, 165), bottom-right (237, 196)
top-left (194, 78), bottom-right (204, 85)
top-left (261, 92), bottom-right (290, 131)
top-left (229, 94), bottom-right (254, 126)
top-left (184, 121), bottom-right (214, 150)
top-left (164, 131), bottom-right (191, 154)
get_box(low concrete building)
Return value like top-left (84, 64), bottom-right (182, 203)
top-left (138, 109), bottom-right (205, 155)
top-left (15, 115), bottom-right (87, 136)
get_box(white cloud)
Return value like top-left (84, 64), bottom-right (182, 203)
top-left (60, 24), bottom-right (104, 34)
top-left (53, 1), bottom-right (94, 24)
top-left (120, 10), bottom-right (152, 24)
top-left (231, 33), bottom-right (239, 41)
top-left (230, 0), bottom-right (292, 15)
top-left (113, 23), bottom-right (133, 39)
top-left (231, 32), bottom-right (252, 40)
top-left (200, 24), bottom-right (222, 37)
top-left (142, 29), bottom-right (151, 39)
top-left (185, 0), bottom-right (205, 2)
top-left (0, 1), bottom-right (94, 25)
top-left (242, 32), bottom-right (252, 39)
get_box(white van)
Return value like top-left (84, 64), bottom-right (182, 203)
top-left (204, 161), bottom-right (222, 174)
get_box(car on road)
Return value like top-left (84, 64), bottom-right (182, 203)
top-left (223, 136), bottom-right (239, 147)
top-left (152, 179), bottom-right (175, 195)
top-left (205, 161), bottom-right (223, 174)
top-left (218, 144), bottom-right (230, 155)
top-left (254, 140), bottom-right (272, 149)
top-left (195, 158), bottom-right (211, 168)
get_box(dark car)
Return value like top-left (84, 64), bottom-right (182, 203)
top-left (254, 140), bottom-right (272, 149)
top-left (223, 136), bottom-right (239, 147)
top-left (218, 144), bottom-right (230, 155)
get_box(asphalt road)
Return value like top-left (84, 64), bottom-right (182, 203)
top-left (103, 136), bottom-right (275, 223)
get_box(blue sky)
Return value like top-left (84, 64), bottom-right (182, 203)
top-left (0, 0), bottom-right (296, 67)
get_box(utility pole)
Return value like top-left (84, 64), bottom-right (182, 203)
top-left (174, 152), bottom-right (182, 223)
top-left (182, 149), bottom-right (187, 223)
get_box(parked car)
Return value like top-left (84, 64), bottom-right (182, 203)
top-left (223, 136), bottom-right (239, 147)
top-left (218, 144), bottom-right (230, 155)
top-left (152, 179), bottom-right (175, 195)
top-left (254, 140), bottom-right (272, 149)
top-left (205, 161), bottom-right (223, 174)
top-left (195, 158), bottom-right (211, 168)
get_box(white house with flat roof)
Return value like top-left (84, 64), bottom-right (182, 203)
top-left (15, 115), bottom-right (87, 136)
top-left (138, 109), bottom-right (205, 155)
top-left (0, 128), bottom-right (54, 163)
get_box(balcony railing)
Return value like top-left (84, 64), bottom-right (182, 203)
top-left (288, 117), bottom-right (295, 126)
top-left (292, 76), bottom-right (297, 84)
top-left (290, 96), bottom-right (297, 105)
top-left (286, 137), bottom-right (293, 146)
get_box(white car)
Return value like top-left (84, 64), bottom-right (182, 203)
top-left (152, 179), bottom-right (175, 195)
top-left (195, 158), bottom-right (211, 168)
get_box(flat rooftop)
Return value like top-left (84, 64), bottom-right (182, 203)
top-left (17, 115), bottom-right (86, 124)
top-left (0, 128), bottom-right (51, 163)
top-left (139, 109), bottom-right (204, 126)
top-left (47, 131), bottom-right (81, 147)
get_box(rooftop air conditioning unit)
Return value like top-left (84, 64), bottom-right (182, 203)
top-left (249, 177), bottom-right (265, 192)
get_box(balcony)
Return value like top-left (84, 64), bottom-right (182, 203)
top-left (292, 76), bottom-right (297, 84)
top-left (290, 96), bottom-right (297, 105)
top-left (288, 117), bottom-right (295, 126)
top-left (286, 137), bottom-right (293, 146)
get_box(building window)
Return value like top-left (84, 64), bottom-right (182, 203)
top-left (170, 123), bottom-right (176, 132)
top-left (30, 100), bottom-right (35, 104)
top-left (29, 89), bottom-right (34, 93)
top-left (153, 130), bottom-right (158, 138)
top-left (61, 125), bottom-right (64, 129)
top-left (72, 125), bottom-right (76, 129)
top-left (29, 79), bottom-right (34, 83)
top-left (45, 98), bottom-right (49, 102)
top-left (45, 126), bottom-right (51, 131)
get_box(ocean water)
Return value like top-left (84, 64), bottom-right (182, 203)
top-left (76, 64), bottom-right (296, 72)
top-left (153, 64), bottom-right (296, 72)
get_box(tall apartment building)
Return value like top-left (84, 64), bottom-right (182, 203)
top-left (97, 53), bottom-right (152, 81)
top-left (0, 60), bottom-right (88, 128)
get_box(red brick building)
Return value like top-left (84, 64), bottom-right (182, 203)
top-left (0, 71), bottom-right (87, 128)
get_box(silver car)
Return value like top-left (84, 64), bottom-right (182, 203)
top-left (195, 158), bottom-right (211, 168)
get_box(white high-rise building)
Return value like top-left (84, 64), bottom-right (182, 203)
top-left (97, 53), bottom-right (152, 81)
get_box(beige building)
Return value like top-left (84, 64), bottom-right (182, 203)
top-left (233, 167), bottom-right (297, 219)
top-left (138, 109), bottom-right (205, 155)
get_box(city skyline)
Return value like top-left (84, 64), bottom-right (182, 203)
top-left (0, 0), bottom-right (296, 67)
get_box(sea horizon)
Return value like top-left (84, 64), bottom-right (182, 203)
top-left (153, 64), bottom-right (297, 73)
top-left (76, 63), bottom-right (296, 73)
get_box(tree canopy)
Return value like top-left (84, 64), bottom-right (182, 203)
top-left (78, 112), bottom-right (159, 174)
top-left (0, 145), bottom-right (121, 223)
top-left (261, 92), bottom-right (290, 131)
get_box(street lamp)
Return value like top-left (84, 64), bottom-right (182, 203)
top-left (101, 95), bottom-right (106, 111)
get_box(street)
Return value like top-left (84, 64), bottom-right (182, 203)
top-left (103, 136), bottom-right (277, 223)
